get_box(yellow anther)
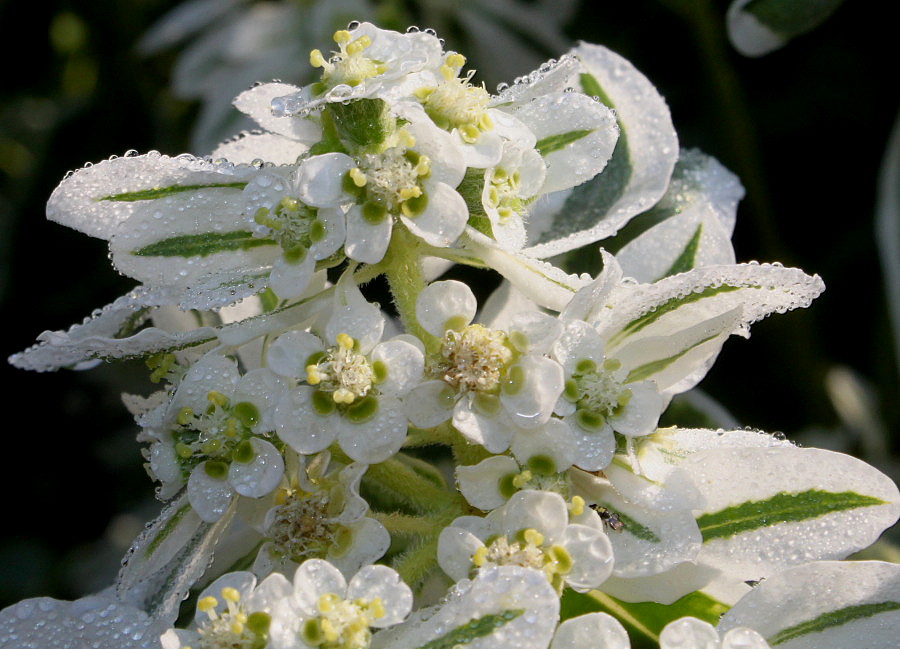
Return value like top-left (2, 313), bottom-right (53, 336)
top-left (336, 333), bottom-right (354, 349)
top-left (368, 597), bottom-right (385, 619)
top-left (176, 407), bottom-right (193, 426)
top-left (221, 587), bottom-right (241, 603)
top-left (230, 621), bottom-right (245, 635)
top-left (274, 487), bottom-right (291, 506)
top-left (321, 619), bottom-right (339, 643)
top-left (524, 528), bottom-right (545, 547)
top-left (207, 391), bottom-right (229, 408)
top-left (478, 112), bottom-right (494, 130)
top-left (332, 388), bottom-right (355, 404)
top-left (318, 593), bottom-right (339, 614)
top-left (346, 35), bottom-right (371, 56)
top-left (512, 470), bottom-right (532, 488)
top-left (306, 364), bottom-right (323, 385)
top-left (415, 155), bottom-right (431, 176)
top-left (617, 389), bottom-right (633, 407)
top-left (349, 167), bottom-right (367, 187)
top-left (398, 186), bottom-right (422, 200)
top-left (278, 196), bottom-right (300, 213)
top-left (176, 443), bottom-right (194, 459)
top-left (412, 86), bottom-right (434, 100)
top-left (439, 63), bottom-right (456, 81)
top-left (310, 49), bottom-right (326, 68)
top-left (397, 129), bottom-right (416, 148)
top-left (472, 546), bottom-right (488, 567)
top-left (603, 358), bottom-right (622, 372)
top-left (333, 30), bottom-right (352, 44)
top-left (569, 495), bottom-right (585, 517)
top-left (446, 53), bottom-right (466, 69)
top-left (198, 596), bottom-right (218, 613)
top-left (224, 418), bottom-right (238, 437)
top-left (460, 124), bottom-right (481, 143)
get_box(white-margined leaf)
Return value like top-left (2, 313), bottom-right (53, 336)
top-left (524, 43), bottom-right (678, 258)
top-left (615, 149), bottom-right (743, 282)
top-left (718, 560), bottom-right (900, 648)
top-left (727, 0), bottom-right (846, 57)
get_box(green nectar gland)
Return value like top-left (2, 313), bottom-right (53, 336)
top-left (565, 357), bottom-right (632, 432)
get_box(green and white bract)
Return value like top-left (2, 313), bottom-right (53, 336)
top-left (6, 16), bottom-right (900, 649)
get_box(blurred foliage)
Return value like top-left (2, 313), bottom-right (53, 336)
top-left (0, 0), bottom-right (897, 608)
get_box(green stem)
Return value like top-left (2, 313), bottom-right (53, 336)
top-left (392, 535), bottom-right (442, 590)
top-left (365, 457), bottom-right (458, 513)
top-left (452, 434), bottom-right (492, 467)
top-left (382, 225), bottom-right (434, 345)
top-left (402, 423), bottom-right (457, 448)
top-left (373, 511), bottom-right (441, 536)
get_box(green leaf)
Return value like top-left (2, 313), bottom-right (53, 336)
top-left (698, 490), bottom-right (888, 542)
top-left (535, 129), bottom-right (594, 156)
top-left (768, 601), bottom-right (900, 646)
top-left (143, 503), bottom-right (191, 558)
top-left (661, 223), bottom-right (703, 278)
top-left (560, 589), bottom-right (729, 649)
top-left (414, 610), bottom-right (523, 649)
top-left (99, 182), bottom-right (247, 202)
top-left (132, 231), bottom-right (277, 258)
top-left (743, 0), bottom-right (845, 37)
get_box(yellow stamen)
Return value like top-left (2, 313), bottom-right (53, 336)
top-left (349, 167), bottom-right (367, 187)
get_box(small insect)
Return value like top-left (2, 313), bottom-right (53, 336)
top-left (590, 504), bottom-right (624, 532)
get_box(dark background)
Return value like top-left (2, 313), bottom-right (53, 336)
top-left (1, 0), bottom-right (897, 608)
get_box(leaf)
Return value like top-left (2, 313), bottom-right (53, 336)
top-left (132, 231), bottom-right (276, 258)
top-left (116, 493), bottom-right (236, 623)
top-left (561, 589), bottom-right (729, 649)
top-left (414, 610), bottom-right (523, 649)
top-left (535, 129), bottom-right (594, 156)
top-left (100, 182), bottom-right (247, 202)
top-left (698, 490), bottom-right (888, 542)
top-left (524, 44), bottom-right (677, 258)
top-left (719, 561), bottom-right (900, 649)
top-left (727, 0), bottom-right (846, 57)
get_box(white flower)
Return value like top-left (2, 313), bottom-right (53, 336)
top-left (550, 613), bottom-right (630, 649)
top-left (268, 559), bottom-right (412, 649)
top-left (252, 451), bottom-right (390, 579)
top-left (161, 571), bottom-right (292, 649)
top-left (437, 489), bottom-right (613, 593)
top-left (268, 273), bottom-right (422, 462)
top-left (240, 165), bottom-right (346, 299)
top-left (144, 352), bottom-right (285, 521)
top-left (405, 280), bottom-right (564, 454)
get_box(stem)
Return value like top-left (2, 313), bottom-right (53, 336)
top-left (382, 225), bottom-right (434, 345)
top-left (373, 511), bottom-right (441, 536)
top-left (365, 457), bottom-right (459, 513)
top-left (392, 535), bottom-right (442, 589)
top-left (402, 423), bottom-right (457, 448)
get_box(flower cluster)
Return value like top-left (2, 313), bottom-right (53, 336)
top-left (4, 20), bottom-right (899, 649)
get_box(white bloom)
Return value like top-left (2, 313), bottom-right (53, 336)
top-left (269, 274), bottom-right (422, 462)
top-left (161, 571), bottom-right (292, 649)
top-left (405, 280), bottom-right (564, 453)
top-left (438, 489), bottom-right (613, 593)
top-left (252, 451), bottom-right (390, 579)
top-left (144, 352), bottom-right (285, 521)
top-left (268, 559), bottom-right (412, 649)
top-left (550, 613), bottom-right (630, 649)
top-left (241, 165), bottom-right (346, 299)
top-left (661, 617), bottom-right (769, 649)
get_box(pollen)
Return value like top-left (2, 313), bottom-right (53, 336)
top-left (439, 324), bottom-right (513, 393)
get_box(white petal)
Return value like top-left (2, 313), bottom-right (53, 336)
top-left (509, 418), bottom-right (577, 474)
top-left (452, 398), bottom-right (516, 453)
top-left (347, 565), bottom-right (412, 627)
top-left (274, 386), bottom-right (337, 454)
top-left (336, 396), bottom-right (408, 463)
top-left (187, 464), bottom-right (235, 522)
top-left (660, 617), bottom-right (719, 649)
top-left (292, 559), bottom-right (347, 615)
top-left (325, 270), bottom-right (385, 353)
top-left (269, 251), bottom-right (316, 300)
top-left (370, 339), bottom-right (424, 397)
top-left (403, 380), bottom-right (456, 428)
top-left (457, 455), bottom-right (520, 510)
top-left (553, 320), bottom-right (606, 375)
top-left (228, 438), bottom-right (285, 497)
top-left (415, 280), bottom-right (476, 337)
top-left (551, 613), bottom-right (630, 649)
top-left (400, 182), bottom-right (468, 247)
top-left (328, 518), bottom-right (391, 577)
top-left (501, 490), bottom-right (568, 541)
top-left (437, 526), bottom-right (484, 582)
top-left (297, 153), bottom-right (356, 207)
top-left (345, 204), bottom-right (392, 264)
top-left (211, 132), bottom-right (309, 165)
top-left (233, 82), bottom-right (321, 142)
top-left (310, 207), bottom-right (347, 260)
top-left (609, 381), bottom-right (663, 437)
top-left (508, 311), bottom-right (562, 355)
top-left (172, 353), bottom-right (240, 414)
top-left (560, 523), bottom-right (614, 591)
top-left (266, 330), bottom-right (324, 379)
top-left (500, 355), bottom-right (563, 428)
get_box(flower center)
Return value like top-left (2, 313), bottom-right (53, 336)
top-left (307, 334), bottom-right (380, 405)
top-left (301, 593), bottom-right (385, 649)
top-left (309, 30), bottom-right (387, 92)
top-left (171, 392), bottom-right (262, 479)
top-left (563, 358), bottom-right (632, 432)
top-left (439, 324), bottom-right (513, 393)
top-left (472, 528), bottom-right (572, 592)
top-left (195, 587), bottom-right (270, 649)
top-left (344, 145), bottom-right (431, 221)
top-left (414, 54), bottom-right (492, 143)
top-left (485, 167), bottom-right (525, 222)
top-left (266, 488), bottom-right (343, 563)
top-left (253, 197), bottom-right (326, 263)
